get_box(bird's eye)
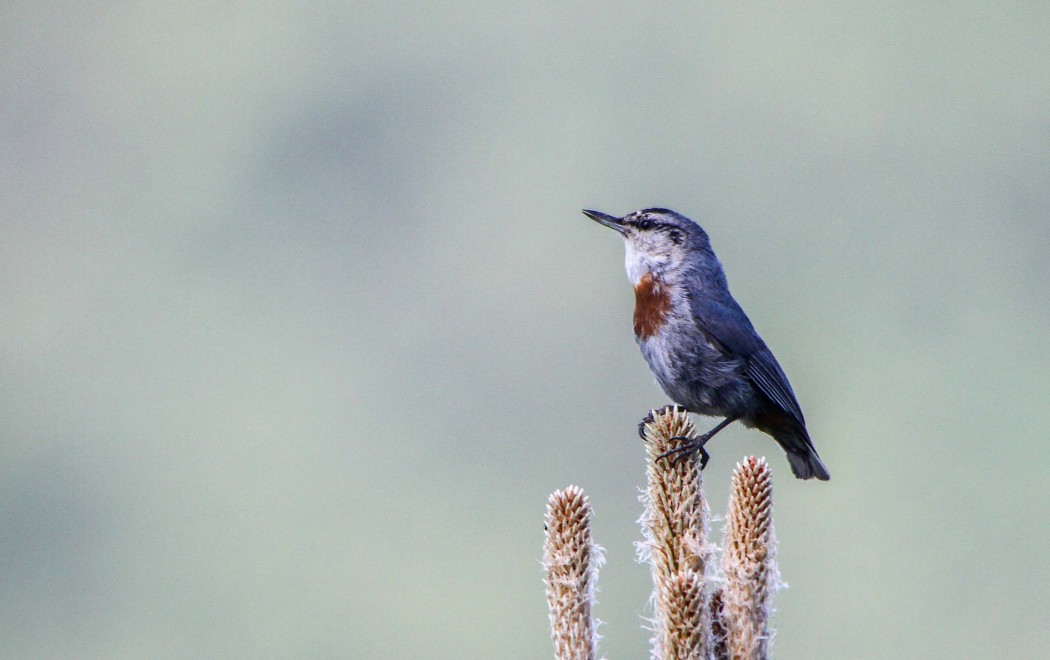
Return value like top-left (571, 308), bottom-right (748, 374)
top-left (636, 219), bottom-right (655, 231)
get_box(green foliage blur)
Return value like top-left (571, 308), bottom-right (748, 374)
top-left (2, 3), bottom-right (1047, 658)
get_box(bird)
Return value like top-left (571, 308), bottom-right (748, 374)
top-left (584, 207), bottom-right (830, 480)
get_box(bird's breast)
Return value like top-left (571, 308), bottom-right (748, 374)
top-left (633, 273), bottom-right (673, 340)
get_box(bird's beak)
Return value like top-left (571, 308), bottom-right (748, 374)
top-left (583, 209), bottom-right (626, 235)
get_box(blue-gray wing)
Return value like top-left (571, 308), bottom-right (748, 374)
top-left (744, 349), bottom-right (806, 426)
top-left (691, 296), bottom-right (807, 427)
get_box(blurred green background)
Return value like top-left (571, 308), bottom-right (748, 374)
top-left (2, 3), bottom-right (1048, 658)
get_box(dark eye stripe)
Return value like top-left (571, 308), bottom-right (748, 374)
top-left (632, 219), bottom-right (675, 233)
top-left (633, 220), bottom-right (684, 246)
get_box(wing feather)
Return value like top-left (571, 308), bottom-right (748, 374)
top-left (745, 350), bottom-right (806, 426)
top-left (691, 296), bottom-right (806, 427)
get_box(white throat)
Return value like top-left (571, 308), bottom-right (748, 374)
top-left (624, 241), bottom-right (669, 286)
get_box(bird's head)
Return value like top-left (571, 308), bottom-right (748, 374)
top-left (583, 208), bottom-right (709, 283)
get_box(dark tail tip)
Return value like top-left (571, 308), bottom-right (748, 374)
top-left (787, 450), bottom-right (831, 481)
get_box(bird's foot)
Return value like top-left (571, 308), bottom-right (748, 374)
top-left (657, 435), bottom-right (710, 470)
top-left (637, 405), bottom-right (680, 440)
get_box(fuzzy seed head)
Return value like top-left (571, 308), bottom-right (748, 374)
top-left (638, 406), bottom-right (713, 659)
top-left (720, 457), bottom-right (780, 660)
top-left (544, 486), bottom-right (603, 660)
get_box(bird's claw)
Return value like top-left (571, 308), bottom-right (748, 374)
top-left (638, 405), bottom-right (682, 440)
top-left (656, 435), bottom-right (710, 470)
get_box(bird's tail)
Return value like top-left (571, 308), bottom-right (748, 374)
top-left (776, 425), bottom-right (830, 481)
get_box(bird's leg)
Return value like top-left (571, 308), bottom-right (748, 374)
top-left (658, 415), bottom-right (740, 469)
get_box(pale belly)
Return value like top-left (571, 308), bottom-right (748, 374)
top-left (636, 324), bottom-right (756, 417)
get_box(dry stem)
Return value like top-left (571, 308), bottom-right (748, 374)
top-left (544, 485), bottom-right (603, 660)
top-left (720, 456), bottom-right (779, 659)
top-left (639, 406), bottom-right (712, 659)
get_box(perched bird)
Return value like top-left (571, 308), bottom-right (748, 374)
top-left (584, 208), bottom-right (830, 480)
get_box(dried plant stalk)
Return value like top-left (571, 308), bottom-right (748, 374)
top-left (720, 457), bottom-right (779, 660)
top-left (639, 406), bottom-right (712, 659)
top-left (662, 569), bottom-right (706, 657)
top-left (544, 485), bottom-right (603, 660)
top-left (708, 588), bottom-right (728, 660)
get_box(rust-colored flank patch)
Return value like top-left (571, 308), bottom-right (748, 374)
top-left (633, 273), bottom-right (672, 339)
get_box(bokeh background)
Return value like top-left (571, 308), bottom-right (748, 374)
top-left (2, 3), bottom-right (1048, 658)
